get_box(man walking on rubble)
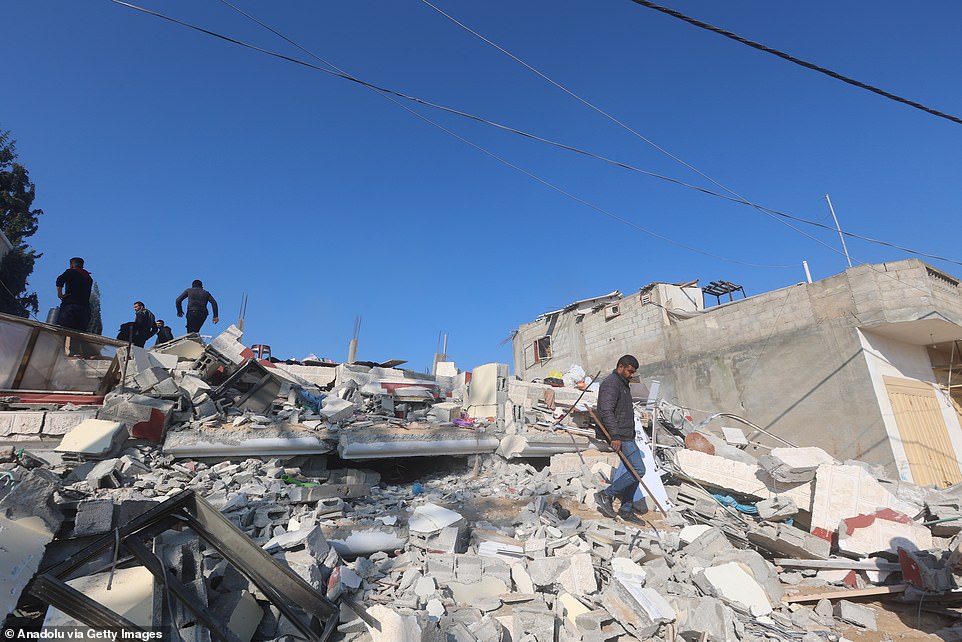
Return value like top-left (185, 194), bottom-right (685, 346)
top-left (594, 354), bottom-right (648, 524)
top-left (175, 279), bottom-right (219, 334)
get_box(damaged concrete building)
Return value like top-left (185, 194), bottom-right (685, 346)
top-left (513, 259), bottom-right (962, 486)
top-left (8, 279), bottom-right (962, 641)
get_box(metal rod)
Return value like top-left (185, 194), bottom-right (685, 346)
top-left (825, 194), bottom-right (853, 268)
top-left (587, 407), bottom-right (667, 515)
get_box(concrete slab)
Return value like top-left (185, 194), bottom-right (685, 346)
top-left (810, 464), bottom-right (919, 539)
top-left (557, 592), bottom-right (590, 626)
top-left (601, 578), bottom-right (675, 639)
top-left (700, 562), bottom-right (772, 616)
top-left (675, 448), bottom-right (813, 510)
top-left (56, 419), bottom-right (126, 456)
top-left (837, 508), bottom-right (932, 557)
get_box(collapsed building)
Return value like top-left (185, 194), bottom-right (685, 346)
top-left (3, 291), bottom-right (962, 641)
top-left (513, 259), bottom-right (962, 487)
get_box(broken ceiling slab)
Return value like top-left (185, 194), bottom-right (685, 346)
top-left (55, 419), bottom-right (126, 457)
top-left (497, 433), bottom-right (592, 459)
top-left (810, 463), bottom-right (920, 538)
top-left (0, 514), bottom-right (53, 622)
top-left (163, 424), bottom-right (333, 458)
top-left (338, 426), bottom-right (498, 459)
top-left (837, 508), bottom-right (933, 557)
top-left (674, 448), bottom-right (813, 510)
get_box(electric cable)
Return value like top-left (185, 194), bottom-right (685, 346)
top-left (210, 0), bottom-right (791, 269)
top-left (629, 0), bottom-right (962, 126)
top-left (419, 0), bottom-right (962, 270)
top-left (107, 0), bottom-right (962, 269)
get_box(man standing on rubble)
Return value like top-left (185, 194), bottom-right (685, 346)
top-left (594, 354), bottom-right (647, 524)
top-left (175, 279), bottom-right (219, 334)
top-left (54, 257), bottom-right (93, 332)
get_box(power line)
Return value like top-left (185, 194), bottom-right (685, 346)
top-left (214, 0), bottom-right (789, 269)
top-left (106, 0), bottom-right (962, 268)
top-left (629, 0), bottom-right (962, 126)
top-left (419, 1), bottom-right (962, 269)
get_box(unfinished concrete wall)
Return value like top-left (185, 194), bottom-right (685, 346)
top-left (513, 284), bottom-right (701, 380)
top-left (512, 260), bottom-right (962, 475)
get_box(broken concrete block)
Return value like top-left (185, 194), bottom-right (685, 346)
top-left (670, 596), bottom-right (737, 642)
top-left (73, 498), bottom-right (115, 537)
top-left (56, 418), bottom-right (127, 457)
top-left (600, 578), bottom-right (675, 639)
top-left (208, 324), bottom-right (252, 365)
top-left (557, 592), bottom-right (590, 626)
top-left (179, 374), bottom-right (212, 400)
top-left (0, 469), bottom-right (63, 533)
top-left (318, 396), bottom-right (356, 423)
top-left (365, 605), bottom-right (422, 642)
top-left (557, 553), bottom-right (597, 597)
top-left (747, 522), bottom-right (830, 560)
top-left (697, 562), bottom-right (772, 616)
top-left (837, 508), bottom-right (932, 557)
top-left (756, 495), bottom-right (798, 521)
top-left (833, 600), bottom-right (877, 630)
top-left (428, 401), bottom-right (461, 423)
top-left (527, 557), bottom-right (571, 587)
top-left (898, 547), bottom-right (954, 592)
top-left (98, 393), bottom-right (175, 442)
top-left (86, 458), bottom-right (123, 489)
top-left (447, 576), bottom-right (509, 605)
top-left (210, 590), bottom-right (262, 642)
top-left (760, 447), bottom-right (835, 483)
top-left (680, 525), bottom-right (736, 562)
top-left (512, 604), bottom-right (555, 642)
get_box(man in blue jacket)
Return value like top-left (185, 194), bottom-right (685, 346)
top-left (594, 354), bottom-right (647, 524)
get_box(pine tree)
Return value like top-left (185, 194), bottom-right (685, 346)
top-left (0, 129), bottom-right (42, 318)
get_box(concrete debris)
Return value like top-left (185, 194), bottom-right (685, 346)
top-left (3, 322), bottom-right (959, 642)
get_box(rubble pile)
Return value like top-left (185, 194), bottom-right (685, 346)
top-left (4, 325), bottom-right (962, 640)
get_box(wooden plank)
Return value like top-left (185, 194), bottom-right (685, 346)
top-left (776, 558), bottom-right (901, 571)
top-left (11, 327), bottom-right (42, 389)
top-left (782, 584), bottom-right (908, 603)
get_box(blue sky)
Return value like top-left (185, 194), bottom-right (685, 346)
top-left (4, 1), bottom-right (962, 372)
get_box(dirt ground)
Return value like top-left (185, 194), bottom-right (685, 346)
top-left (835, 599), bottom-right (958, 641)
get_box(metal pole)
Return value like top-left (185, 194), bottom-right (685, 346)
top-left (802, 260), bottom-right (813, 284)
top-left (825, 194), bottom-right (853, 268)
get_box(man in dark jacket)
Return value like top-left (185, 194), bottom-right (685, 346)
top-left (175, 279), bottom-right (219, 334)
top-left (130, 301), bottom-right (157, 347)
top-left (154, 319), bottom-right (175, 345)
top-left (594, 354), bottom-right (647, 524)
top-left (55, 257), bottom-right (93, 332)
